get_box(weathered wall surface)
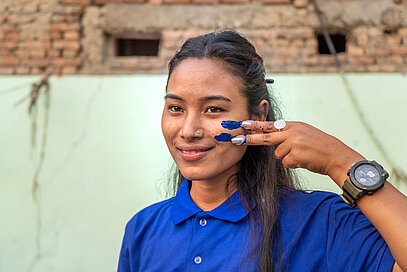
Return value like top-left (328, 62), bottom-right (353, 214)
top-left (0, 0), bottom-right (407, 74)
top-left (1, 74), bottom-right (406, 271)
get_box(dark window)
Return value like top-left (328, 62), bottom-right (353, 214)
top-left (317, 33), bottom-right (346, 54)
top-left (384, 29), bottom-right (397, 35)
top-left (114, 37), bottom-right (160, 57)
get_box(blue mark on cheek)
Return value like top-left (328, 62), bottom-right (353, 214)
top-left (214, 133), bottom-right (233, 142)
top-left (221, 120), bottom-right (242, 130)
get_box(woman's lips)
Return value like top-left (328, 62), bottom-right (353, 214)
top-left (177, 146), bottom-right (213, 161)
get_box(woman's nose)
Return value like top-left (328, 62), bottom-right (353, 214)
top-left (180, 112), bottom-right (203, 140)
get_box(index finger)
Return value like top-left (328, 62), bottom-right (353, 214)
top-left (231, 132), bottom-right (287, 146)
top-left (241, 120), bottom-right (290, 132)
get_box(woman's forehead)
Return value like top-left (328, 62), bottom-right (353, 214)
top-left (167, 58), bottom-right (243, 98)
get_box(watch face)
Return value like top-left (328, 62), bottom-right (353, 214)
top-left (354, 164), bottom-right (381, 187)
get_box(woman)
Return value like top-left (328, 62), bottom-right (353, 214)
top-left (118, 30), bottom-right (407, 271)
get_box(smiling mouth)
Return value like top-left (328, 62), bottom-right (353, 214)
top-left (177, 146), bottom-right (214, 161)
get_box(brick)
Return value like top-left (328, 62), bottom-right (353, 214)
top-left (52, 15), bottom-right (65, 23)
top-left (64, 30), bottom-right (80, 40)
top-left (366, 65), bottom-right (380, 72)
top-left (0, 32), bottom-right (4, 40)
top-left (192, 0), bottom-right (219, 3)
top-left (293, 0), bottom-right (308, 8)
top-left (352, 57), bottom-right (375, 65)
top-left (347, 45), bottom-right (364, 56)
top-left (94, 0), bottom-right (107, 4)
top-left (31, 67), bottom-right (45, 75)
top-left (29, 49), bottom-right (47, 58)
top-left (274, 48), bottom-right (292, 57)
top-left (303, 57), bottom-right (318, 65)
top-left (63, 49), bottom-right (78, 57)
top-left (6, 33), bottom-right (22, 41)
top-left (0, 57), bottom-right (19, 66)
top-left (51, 32), bottom-right (62, 39)
top-left (65, 15), bottom-right (80, 23)
top-left (62, 66), bottom-right (78, 74)
top-left (15, 50), bottom-right (28, 57)
top-left (103, 0), bottom-right (124, 3)
top-left (38, 34), bottom-right (51, 41)
top-left (0, 41), bottom-right (18, 49)
top-left (289, 27), bottom-right (313, 39)
top-left (0, 49), bottom-right (9, 56)
top-left (21, 58), bottom-right (49, 67)
top-left (51, 23), bottom-right (80, 31)
top-left (123, 0), bottom-right (146, 2)
top-left (60, 0), bottom-right (91, 5)
top-left (0, 25), bottom-right (15, 32)
top-left (52, 57), bottom-right (82, 66)
top-left (398, 28), bottom-right (407, 37)
top-left (53, 40), bottom-right (80, 50)
top-left (0, 15), bottom-right (7, 24)
top-left (385, 36), bottom-right (401, 46)
top-left (162, 0), bottom-right (189, 3)
top-left (380, 64), bottom-right (396, 72)
top-left (221, 0), bottom-right (249, 3)
top-left (0, 68), bottom-right (15, 74)
top-left (20, 41), bottom-right (51, 50)
top-left (391, 48), bottom-right (407, 55)
top-left (48, 49), bottom-right (61, 58)
top-left (16, 66), bottom-right (30, 74)
top-left (51, 23), bottom-right (69, 31)
top-left (292, 40), bottom-right (304, 47)
top-left (262, 0), bottom-right (290, 4)
top-left (273, 39), bottom-right (290, 47)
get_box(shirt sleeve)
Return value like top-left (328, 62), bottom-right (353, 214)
top-left (117, 220), bottom-right (132, 272)
top-left (326, 197), bottom-right (395, 272)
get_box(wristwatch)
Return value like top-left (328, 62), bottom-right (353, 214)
top-left (340, 160), bottom-right (389, 208)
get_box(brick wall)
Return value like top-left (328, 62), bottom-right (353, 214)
top-left (0, 0), bottom-right (406, 75)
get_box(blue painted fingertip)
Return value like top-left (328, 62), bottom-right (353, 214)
top-left (214, 133), bottom-right (234, 142)
top-left (221, 120), bottom-right (242, 130)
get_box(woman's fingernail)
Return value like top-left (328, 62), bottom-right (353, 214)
top-left (240, 121), bottom-right (252, 129)
top-left (231, 136), bottom-right (245, 145)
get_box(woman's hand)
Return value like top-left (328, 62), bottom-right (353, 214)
top-left (232, 120), bottom-right (365, 187)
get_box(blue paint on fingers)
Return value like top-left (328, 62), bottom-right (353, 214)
top-left (214, 133), bottom-right (233, 142)
top-left (221, 120), bottom-right (242, 130)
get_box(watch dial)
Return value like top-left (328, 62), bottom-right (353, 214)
top-left (354, 164), bottom-right (381, 186)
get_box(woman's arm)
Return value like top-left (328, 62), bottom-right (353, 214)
top-left (234, 120), bottom-right (407, 271)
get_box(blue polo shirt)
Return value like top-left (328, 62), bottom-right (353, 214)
top-left (118, 180), bottom-right (395, 271)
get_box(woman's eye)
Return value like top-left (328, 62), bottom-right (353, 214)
top-left (168, 105), bottom-right (183, 112)
top-left (205, 107), bottom-right (225, 113)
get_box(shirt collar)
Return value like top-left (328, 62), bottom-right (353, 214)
top-left (171, 179), bottom-right (256, 225)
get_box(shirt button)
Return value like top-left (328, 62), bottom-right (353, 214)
top-left (194, 256), bottom-right (202, 264)
top-left (199, 218), bottom-right (207, 226)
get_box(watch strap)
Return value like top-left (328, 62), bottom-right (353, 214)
top-left (340, 178), bottom-right (365, 208)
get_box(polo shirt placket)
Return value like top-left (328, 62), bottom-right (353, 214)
top-left (171, 180), bottom-right (254, 271)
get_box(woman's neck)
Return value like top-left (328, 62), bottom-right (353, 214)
top-left (189, 171), bottom-right (238, 211)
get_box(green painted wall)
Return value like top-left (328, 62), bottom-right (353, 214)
top-left (1, 74), bottom-right (406, 271)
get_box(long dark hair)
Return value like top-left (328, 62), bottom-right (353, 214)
top-left (166, 30), bottom-right (297, 272)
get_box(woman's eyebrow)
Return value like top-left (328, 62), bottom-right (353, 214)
top-left (200, 95), bottom-right (232, 103)
top-left (164, 94), bottom-right (232, 103)
top-left (164, 94), bottom-right (184, 101)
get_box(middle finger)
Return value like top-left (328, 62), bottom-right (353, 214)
top-left (241, 120), bottom-right (290, 133)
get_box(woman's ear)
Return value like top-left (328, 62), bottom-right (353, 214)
top-left (253, 100), bottom-right (269, 121)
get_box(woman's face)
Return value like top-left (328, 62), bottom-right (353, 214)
top-left (162, 58), bottom-right (249, 183)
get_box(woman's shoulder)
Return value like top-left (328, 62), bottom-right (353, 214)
top-left (279, 188), bottom-right (347, 215)
top-left (280, 188), bottom-right (339, 204)
top-left (125, 197), bottom-right (175, 232)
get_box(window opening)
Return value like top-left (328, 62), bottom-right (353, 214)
top-left (114, 36), bottom-right (160, 57)
top-left (317, 33), bottom-right (346, 54)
